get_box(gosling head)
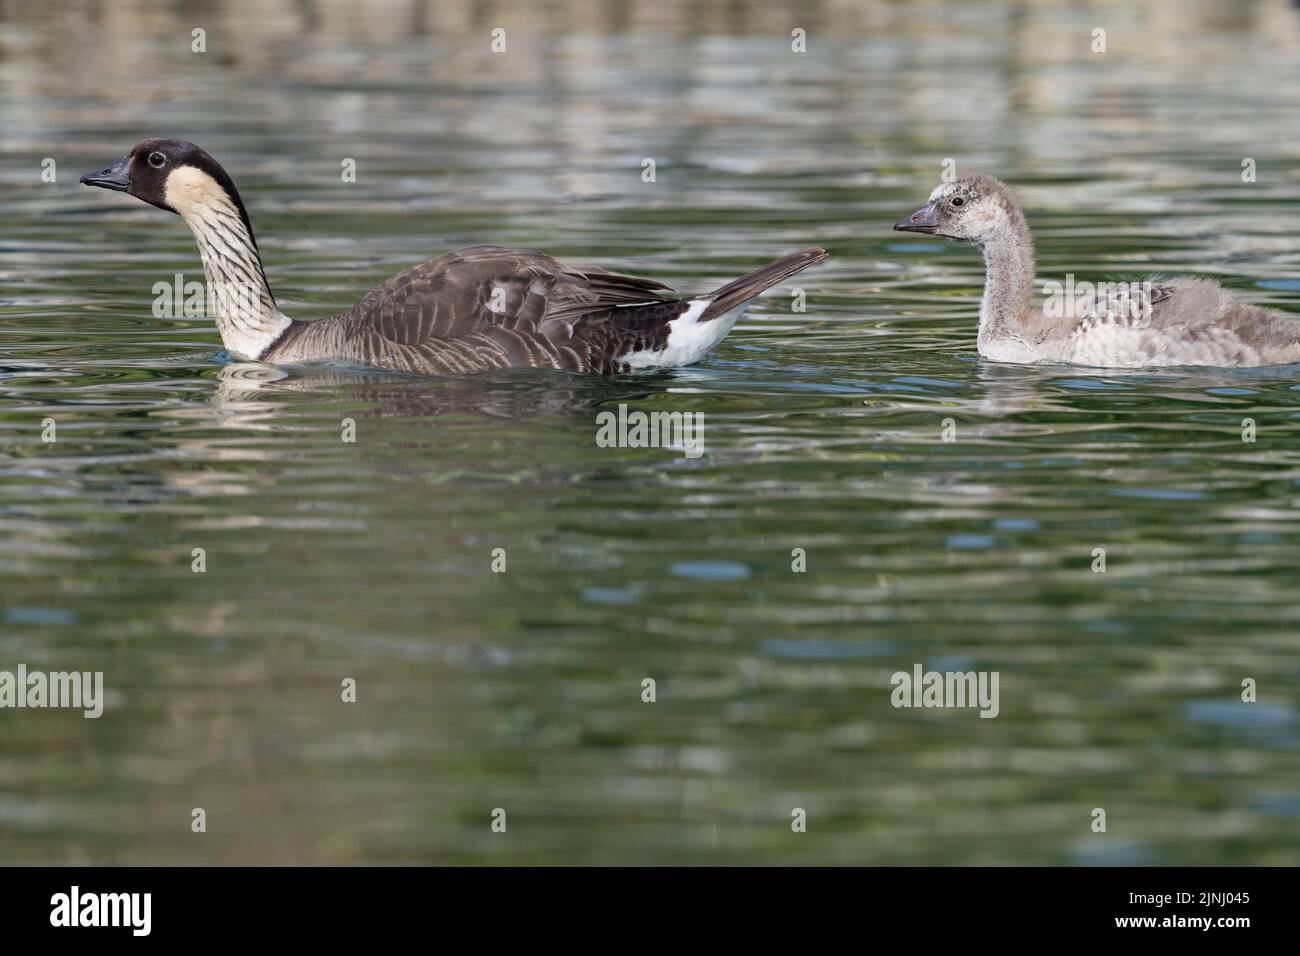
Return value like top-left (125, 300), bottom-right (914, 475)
top-left (80, 138), bottom-right (255, 240)
top-left (893, 173), bottom-right (1022, 246)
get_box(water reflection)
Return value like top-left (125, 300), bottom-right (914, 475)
top-left (2, 0), bottom-right (1300, 865)
top-left (207, 360), bottom-right (676, 422)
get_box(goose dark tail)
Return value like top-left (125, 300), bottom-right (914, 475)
top-left (698, 246), bottom-right (828, 321)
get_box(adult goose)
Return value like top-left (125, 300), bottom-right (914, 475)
top-left (894, 173), bottom-right (1300, 368)
top-left (80, 139), bottom-right (826, 375)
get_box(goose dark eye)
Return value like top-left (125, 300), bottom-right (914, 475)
top-left (951, 197), bottom-right (965, 207)
top-left (148, 151), bottom-right (167, 169)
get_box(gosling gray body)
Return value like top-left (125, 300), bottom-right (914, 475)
top-left (894, 173), bottom-right (1300, 368)
top-left (81, 139), bottom-right (826, 376)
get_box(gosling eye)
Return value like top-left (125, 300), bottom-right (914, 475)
top-left (951, 197), bottom-right (965, 207)
top-left (147, 151), bottom-right (167, 169)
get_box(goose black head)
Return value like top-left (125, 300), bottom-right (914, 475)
top-left (894, 173), bottom-right (1020, 244)
top-left (80, 139), bottom-right (257, 245)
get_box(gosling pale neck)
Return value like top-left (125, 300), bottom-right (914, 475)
top-left (977, 214), bottom-right (1037, 348)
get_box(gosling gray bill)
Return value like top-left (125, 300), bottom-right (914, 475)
top-left (894, 173), bottom-right (1300, 368)
top-left (80, 139), bottom-right (826, 375)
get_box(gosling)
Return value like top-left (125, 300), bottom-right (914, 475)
top-left (81, 139), bottom-right (826, 376)
top-left (894, 173), bottom-right (1300, 368)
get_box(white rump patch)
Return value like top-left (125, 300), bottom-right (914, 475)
top-left (619, 299), bottom-right (746, 369)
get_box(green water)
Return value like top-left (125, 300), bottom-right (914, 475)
top-left (2, 0), bottom-right (1299, 865)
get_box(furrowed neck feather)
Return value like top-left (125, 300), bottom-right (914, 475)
top-left (164, 165), bottom-right (290, 360)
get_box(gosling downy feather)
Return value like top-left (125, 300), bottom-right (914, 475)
top-left (894, 173), bottom-right (1300, 368)
top-left (81, 139), bottom-right (826, 375)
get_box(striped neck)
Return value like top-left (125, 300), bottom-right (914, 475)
top-left (166, 166), bottom-right (291, 360)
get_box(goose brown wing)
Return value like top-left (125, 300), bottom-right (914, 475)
top-left (335, 245), bottom-right (679, 374)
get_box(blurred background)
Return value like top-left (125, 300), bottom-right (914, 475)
top-left (1, 0), bottom-right (1299, 864)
